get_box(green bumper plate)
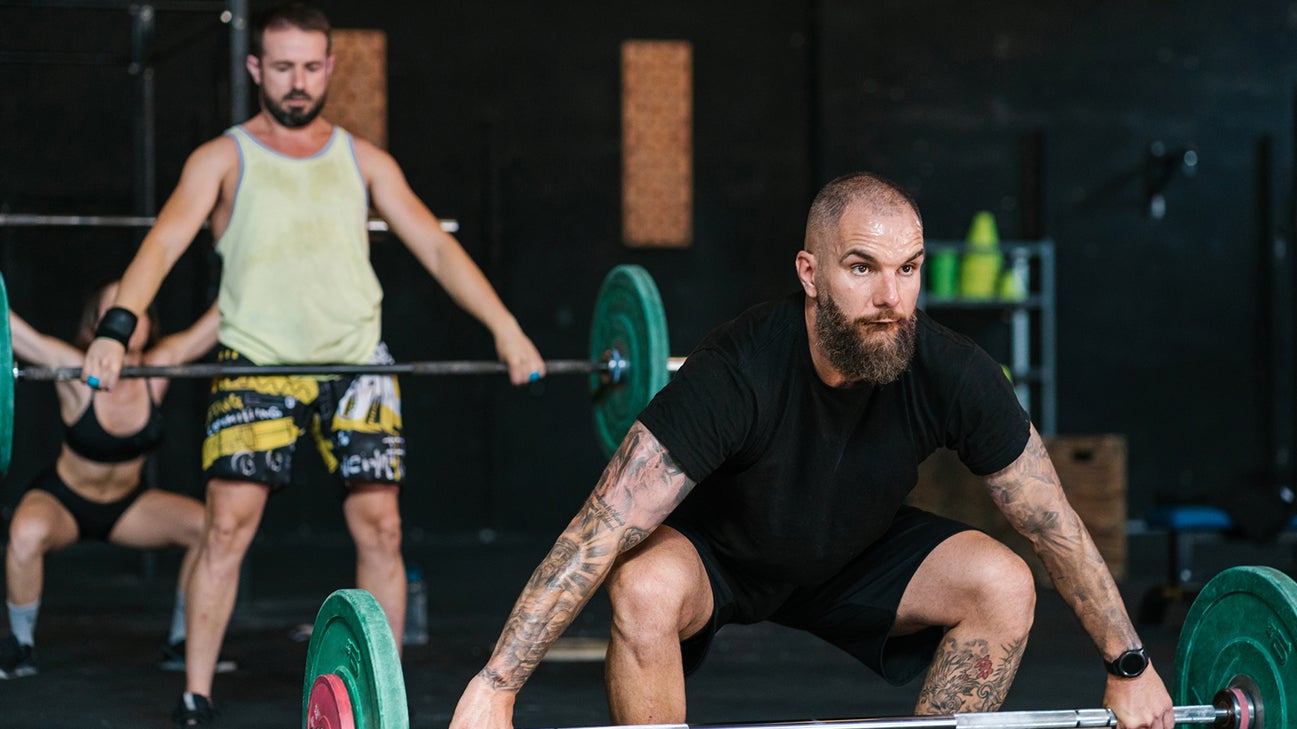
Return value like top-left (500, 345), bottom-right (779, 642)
top-left (302, 589), bottom-right (408, 729)
top-left (1175, 565), bottom-right (1297, 729)
top-left (589, 264), bottom-right (669, 458)
top-left (0, 271), bottom-right (12, 479)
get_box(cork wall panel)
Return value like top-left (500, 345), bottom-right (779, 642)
top-left (621, 40), bottom-right (693, 248)
top-left (326, 29), bottom-right (387, 149)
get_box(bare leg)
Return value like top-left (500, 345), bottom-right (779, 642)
top-left (107, 489), bottom-right (205, 590)
top-left (896, 531), bottom-right (1036, 714)
top-left (109, 489), bottom-right (206, 646)
top-left (344, 483), bottom-right (405, 647)
top-left (175, 544), bottom-right (200, 602)
top-left (183, 479), bottom-right (268, 697)
top-left (604, 526), bottom-right (713, 724)
top-left (5, 491), bottom-right (79, 608)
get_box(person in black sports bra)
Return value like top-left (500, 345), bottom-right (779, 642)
top-left (0, 281), bottom-right (220, 679)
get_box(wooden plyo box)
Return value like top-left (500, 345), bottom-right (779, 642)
top-left (909, 435), bottom-right (1128, 586)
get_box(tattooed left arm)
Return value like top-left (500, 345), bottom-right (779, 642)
top-left (984, 424), bottom-right (1134, 656)
top-left (985, 424), bottom-right (1172, 729)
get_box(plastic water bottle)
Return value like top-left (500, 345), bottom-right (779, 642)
top-left (404, 566), bottom-right (429, 646)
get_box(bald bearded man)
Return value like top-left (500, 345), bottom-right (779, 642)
top-left (448, 172), bottom-right (1174, 729)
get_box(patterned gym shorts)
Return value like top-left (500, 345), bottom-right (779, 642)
top-left (201, 343), bottom-right (405, 488)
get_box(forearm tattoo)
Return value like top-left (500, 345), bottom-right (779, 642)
top-left (984, 426), bottom-right (1139, 656)
top-left (479, 423), bottom-right (693, 691)
top-left (916, 636), bottom-right (1026, 713)
top-left (986, 434), bottom-right (1086, 557)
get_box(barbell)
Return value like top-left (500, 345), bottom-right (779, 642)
top-left (0, 264), bottom-right (680, 479)
top-left (302, 564), bottom-right (1296, 729)
top-left (0, 212), bottom-right (460, 234)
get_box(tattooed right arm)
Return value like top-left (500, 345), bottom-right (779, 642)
top-left (477, 421), bottom-right (696, 692)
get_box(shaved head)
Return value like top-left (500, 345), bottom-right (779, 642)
top-left (803, 173), bottom-right (922, 256)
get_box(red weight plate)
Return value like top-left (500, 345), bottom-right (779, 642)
top-left (302, 589), bottom-right (407, 729)
top-left (306, 673), bottom-right (356, 729)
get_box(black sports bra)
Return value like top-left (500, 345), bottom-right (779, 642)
top-left (64, 384), bottom-right (165, 463)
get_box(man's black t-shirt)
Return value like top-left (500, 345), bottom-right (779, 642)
top-left (638, 293), bottom-right (1030, 588)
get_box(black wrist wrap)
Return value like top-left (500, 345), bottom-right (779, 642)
top-left (95, 306), bottom-right (138, 346)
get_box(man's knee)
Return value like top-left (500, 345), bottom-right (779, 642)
top-left (606, 538), bottom-right (709, 642)
top-left (608, 561), bottom-right (685, 640)
top-left (348, 503), bottom-right (402, 555)
top-left (362, 514), bottom-right (402, 555)
top-left (966, 547), bottom-right (1036, 633)
top-left (203, 509), bottom-right (259, 559)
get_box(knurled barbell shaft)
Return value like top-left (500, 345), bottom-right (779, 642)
top-left (15, 359), bottom-right (606, 381)
top-left (16, 355), bottom-right (687, 382)
top-left (0, 212), bottom-right (458, 234)
top-left (953, 706), bottom-right (1224, 729)
top-left (554, 705), bottom-right (1226, 729)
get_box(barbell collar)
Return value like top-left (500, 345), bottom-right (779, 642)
top-left (602, 348), bottom-right (628, 386)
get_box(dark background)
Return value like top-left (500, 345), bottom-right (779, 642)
top-left (2, 0), bottom-right (1294, 541)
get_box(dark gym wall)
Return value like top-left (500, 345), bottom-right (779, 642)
top-left (1, 1), bottom-right (1291, 538)
top-left (814, 1), bottom-right (1294, 523)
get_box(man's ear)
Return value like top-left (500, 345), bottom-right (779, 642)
top-left (325, 54), bottom-right (336, 79)
top-left (246, 55), bottom-right (262, 85)
top-left (795, 250), bottom-right (818, 298)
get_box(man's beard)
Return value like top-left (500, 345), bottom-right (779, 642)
top-left (814, 292), bottom-right (917, 386)
top-left (262, 88), bottom-right (326, 128)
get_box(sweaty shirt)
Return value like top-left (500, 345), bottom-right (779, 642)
top-left (638, 293), bottom-right (1030, 587)
top-left (216, 125), bottom-right (383, 365)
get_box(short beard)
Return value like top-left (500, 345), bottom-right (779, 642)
top-left (262, 88), bottom-right (326, 128)
top-left (814, 293), bottom-right (917, 386)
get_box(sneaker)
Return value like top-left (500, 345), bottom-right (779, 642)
top-left (0, 634), bottom-right (37, 679)
top-left (171, 692), bottom-right (216, 727)
top-left (159, 641), bottom-right (238, 674)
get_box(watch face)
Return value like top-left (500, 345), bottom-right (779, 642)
top-left (1118, 650), bottom-right (1148, 676)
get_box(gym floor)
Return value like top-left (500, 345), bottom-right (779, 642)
top-left (0, 531), bottom-right (1291, 728)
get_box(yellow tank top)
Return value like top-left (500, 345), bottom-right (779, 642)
top-left (215, 125), bottom-right (382, 364)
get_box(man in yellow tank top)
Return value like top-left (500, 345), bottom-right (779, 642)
top-left (79, 3), bottom-right (546, 725)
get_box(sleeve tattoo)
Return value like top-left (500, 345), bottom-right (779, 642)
top-left (984, 432), bottom-right (1094, 562)
top-left (984, 425), bottom-right (1139, 655)
top-left (480, 422), bottom-right (695, 690)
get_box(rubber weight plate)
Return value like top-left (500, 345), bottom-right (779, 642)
top-left (1175, 565), bottom-right (1297, 729)
top-left (589, 265), bottom-right (669, 458)
top-left (302, 590), bottom-right (407, 729)
top-left (0, 271), bottom-right (12, 480)
top-left (306, 674), bottom-right (356, 729)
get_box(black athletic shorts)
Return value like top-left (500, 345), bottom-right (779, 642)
top-left (671, 505), bottom-right (972, 685)
top-left (27, 467), bottom-right (148, 541)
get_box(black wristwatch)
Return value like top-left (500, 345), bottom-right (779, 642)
top-left (1105, 647), bottom-right (1149, 678)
